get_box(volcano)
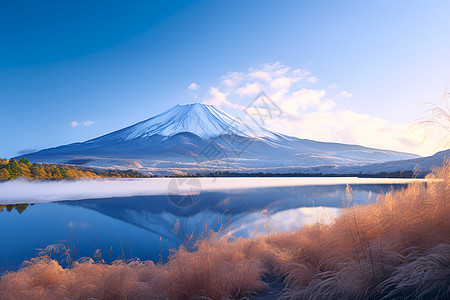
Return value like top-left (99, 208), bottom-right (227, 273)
top-left (22, 103), bottom-right (420, 175)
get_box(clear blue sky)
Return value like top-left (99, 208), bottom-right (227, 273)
top-left (1, 0), bottom-right (449, 158)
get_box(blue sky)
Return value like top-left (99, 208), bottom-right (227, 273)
top-left (1, 0), bottom-right (449, 158)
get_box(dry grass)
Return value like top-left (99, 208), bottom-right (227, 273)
top-left (1, 161), bottom-right (449, 299)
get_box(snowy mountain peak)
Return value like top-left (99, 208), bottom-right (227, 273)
top-left (23, 102), bottom-right (423, 175)
top-left (98, 103), bottom-right (274, 141)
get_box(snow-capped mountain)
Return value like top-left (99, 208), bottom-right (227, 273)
top-left (97, 103), bottom-right (277, 140)
top-left (22, 103), bottom-right (422, 175)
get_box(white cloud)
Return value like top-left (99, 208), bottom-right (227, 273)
top-left (220, 71), bottom-right (244, 87)
top-left (237, 82), bottom-right (262, 96)
top-left (262, 109), bottom-right (441, 155)
top-left (83, 120), bottom-right (95, 126)
top-left (308, 76), bottom-right (319, 83)
top-left (281, 89), bottom-right (326, 113)
top-left (248, 70), bottom-right (272, 81)
top-left (222, 79), bottom-right (234, 87)
top-left (71, 120), bottom-right (95, 128)
top-left (197, 62), bottom-right (440, 155)
top-left (318, 99), bottom-right (336, 112)
top-left (187, 82), bottom-right (200, 90)
top-left (328, 83), bottom-right (338, 89)
top-left (337, 91), bottom-right (352, 98)
top-left (270, 76), bottom-right (297, 90)
top-left (204, 87), bottom-right (230, 107)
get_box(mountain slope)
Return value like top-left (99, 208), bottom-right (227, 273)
top-left (337, 149), bottom-right (450, 176)
top-left (21, 103), bottom-right (422, 175)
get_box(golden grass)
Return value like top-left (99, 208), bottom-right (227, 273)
top-left (1, 161), bottom-right (449, 299)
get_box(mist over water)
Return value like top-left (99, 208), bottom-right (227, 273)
top-left (0, 177), bottom-right (417, 204)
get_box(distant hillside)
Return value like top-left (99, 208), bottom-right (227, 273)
top-left (2, 149), bottom-right (447, 180)
top-left (190, 149), bottom-right (450, 178)
top-left (337, 149), bottom-right (450, 176)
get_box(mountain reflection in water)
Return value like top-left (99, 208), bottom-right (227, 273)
top-left (0, 183), bottom-right (404, 270)
top-left (61, 183), bottom-right (399, 250)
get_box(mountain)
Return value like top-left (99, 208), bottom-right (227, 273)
top-left (238, 149), bottom-right (449, 176)
top-left (336, 149), bottom-right (450, 176)
top-left (21, 103), bottom-right (422, 175)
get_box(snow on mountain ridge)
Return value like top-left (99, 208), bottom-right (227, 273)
top-left (108, 103), bottom-right (274, 140)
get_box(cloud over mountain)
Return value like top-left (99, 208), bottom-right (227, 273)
top-left (202, 62), bottom-right (441, 156)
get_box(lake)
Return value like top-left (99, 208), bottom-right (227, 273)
top-left (0, 177), bottom-right (418, 272)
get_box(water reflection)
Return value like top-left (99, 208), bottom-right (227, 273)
top-left (60, 183), bottom-right (401, 248)
top-left (0, 183), bottom-right (405, 270)
top-left (0, 203), bottom-right (30, 214)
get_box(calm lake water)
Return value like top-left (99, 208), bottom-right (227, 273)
top-left (0, 178), bottom-right (412, 271)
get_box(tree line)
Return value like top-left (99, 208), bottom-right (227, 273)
top-left (0, 157), bottom-right (147, 180)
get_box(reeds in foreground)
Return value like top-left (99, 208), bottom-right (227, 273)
top-left (0, 161), bottom-right (449, 299)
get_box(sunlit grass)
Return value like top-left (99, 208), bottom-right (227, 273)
top-left (1, 160), bottom-right (449, 299)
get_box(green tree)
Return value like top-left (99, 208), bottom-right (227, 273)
top-left (6, 159), bottom-right (20, 179)
top-left (29, 164), bottom-right (41, 178)
top-left (49, 166), bottom-right (63, 179)
top-left (19, 157), bottom-right (32, 167)
top-left (59, 166), bottom-right (70, 178)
